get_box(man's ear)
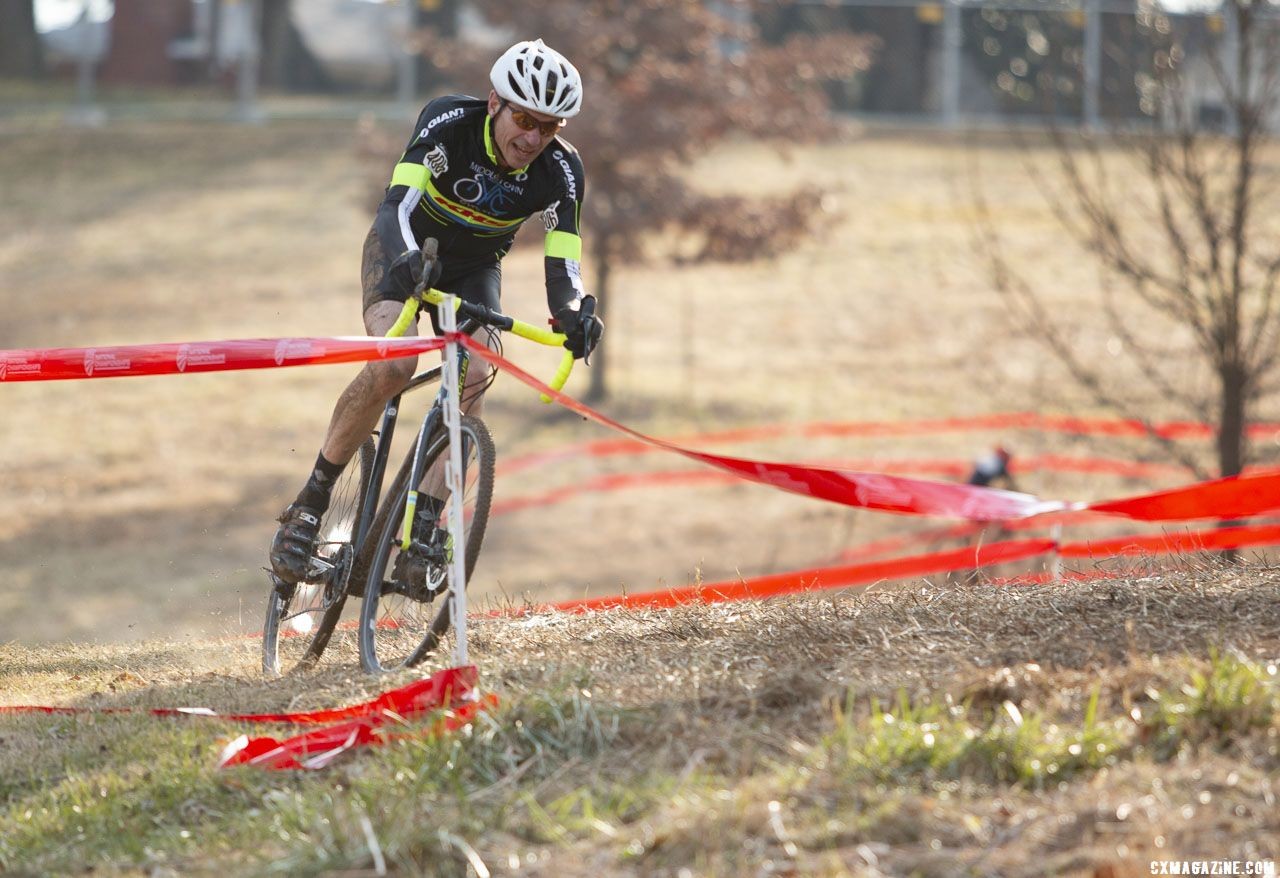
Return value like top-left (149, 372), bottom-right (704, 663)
top-left (487, 90), bottom-right (500, 116)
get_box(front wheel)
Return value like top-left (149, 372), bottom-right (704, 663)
top-left (358, 415), bottom-right (495, 674)
top-left (262, 438), bottom-right (374, 677)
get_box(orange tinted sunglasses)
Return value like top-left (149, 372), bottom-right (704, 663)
top-left (503, 102), bottom-right (566, 137)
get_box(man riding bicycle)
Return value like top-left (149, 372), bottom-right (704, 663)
top-left (269, 39), bottom-right (604, 584)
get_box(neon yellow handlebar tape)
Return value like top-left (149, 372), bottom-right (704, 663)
top-left (387, 298), bottom-right (421, 339)
top-left (509, 318), bottom-right (564, 347)
top-left (540, 349), bottom-right (576, 404)
top-left (421, 288), bottom-right (455, 309)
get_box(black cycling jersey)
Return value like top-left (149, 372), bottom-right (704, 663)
top-left (372, 94), bottom-right (588, 318)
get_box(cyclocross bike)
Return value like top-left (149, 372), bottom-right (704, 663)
top-left (262, 256), bottom-right (586, 676)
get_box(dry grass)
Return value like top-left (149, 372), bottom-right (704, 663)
top-left (0, 568), bottom-right (1276, 875)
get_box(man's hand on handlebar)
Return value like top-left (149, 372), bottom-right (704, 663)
top-left (555, 295), bottom-right (604, 364)
top-left (389, 240), bottom-right (443, 298)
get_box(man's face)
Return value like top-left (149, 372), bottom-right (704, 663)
top-left (487, 91), bottom-right (564, 170)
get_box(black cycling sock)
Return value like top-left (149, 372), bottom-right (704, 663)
top-left (295, 452), bottom-right (347, 514)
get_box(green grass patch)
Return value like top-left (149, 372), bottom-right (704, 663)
top-left (1142, 649), bottom-right (1280, 759)
top-left (822, 687), bottom-right (1126, 789)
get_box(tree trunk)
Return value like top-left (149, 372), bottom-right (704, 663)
top-left (413, 0), bottom-right (461, 92)
top-left (0, 0), bottom-right (44, 78)
top-left (259, 0), bottom-right (331, 92)
top-left (586, 230), bottom-right (611, 404)
top-left (1217, 361), bottom-right (1247, 478)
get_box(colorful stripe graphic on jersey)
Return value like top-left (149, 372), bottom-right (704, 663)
top-left (421, 177), bottom-right (525, 234)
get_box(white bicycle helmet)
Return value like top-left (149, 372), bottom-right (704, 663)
top-left (490, 39), bottom-right (583, 119)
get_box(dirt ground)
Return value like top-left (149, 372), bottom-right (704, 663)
top-left (2, 116), bottom-right (1277, 645)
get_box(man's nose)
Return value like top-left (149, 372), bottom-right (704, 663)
top-left (516, 129), bottom-right (542, 147)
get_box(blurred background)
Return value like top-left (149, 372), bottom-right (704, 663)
top-left (3, 0), bottom-right (1279, 648)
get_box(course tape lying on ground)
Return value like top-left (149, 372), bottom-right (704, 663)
top-left (463, 337), bottom-right (1280, 524)
top-left (0, 336), bottom-right (444, 381)
top-left (526, 521), bottom-right (1280, 615)
top-left (218, 666), bottom-right (493, 771)
top-left (0, 666), bottom-right (489, 772)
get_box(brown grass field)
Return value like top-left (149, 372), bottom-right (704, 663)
top-left (1, 107), bottom-right (1279, 875)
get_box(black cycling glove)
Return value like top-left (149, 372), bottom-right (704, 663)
top-left (389, 242), bottom-right (443, 299)
top-left (555, 295), bottom-right (604, 363)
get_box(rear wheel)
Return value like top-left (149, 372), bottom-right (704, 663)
top-left (358, 416), bottom-right (495, 674)
top-left (262, 439), bottom-right (375, 676)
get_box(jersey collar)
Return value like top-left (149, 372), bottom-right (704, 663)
top-left (483, 115), bottom-right (531, 176)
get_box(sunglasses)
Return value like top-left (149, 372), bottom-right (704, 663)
top-left (503, 102), bottom-right (566, 137)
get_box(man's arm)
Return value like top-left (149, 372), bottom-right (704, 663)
top-left (543, 145), bottom-right (588, 322)
top-left (373, 97), bottom-right (465, 259)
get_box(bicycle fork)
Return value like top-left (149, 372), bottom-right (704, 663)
top-left (400, 346), bottom-right (471, 549)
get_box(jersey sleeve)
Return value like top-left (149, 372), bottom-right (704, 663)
top-left (373, 96), bottom-right (470, 258)
top-left (542, 146), bottom-right (588, 318)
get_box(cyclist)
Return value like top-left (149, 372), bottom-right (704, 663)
top-left (269, 39), bottom-right (604, 585)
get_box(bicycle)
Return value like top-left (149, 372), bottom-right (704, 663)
top-left (262, 255), bottom-right (585, 676)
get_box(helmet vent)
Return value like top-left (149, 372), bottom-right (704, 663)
top-left (506, 72), bottom-right (528, 101)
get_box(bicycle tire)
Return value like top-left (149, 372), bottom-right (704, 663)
top-left (262, 438), bottom-right (375, 677)
top-left (358, 415), bottom-right (495, 674)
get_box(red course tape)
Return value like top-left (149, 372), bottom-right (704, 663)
top-left (463, 337), bottom-right (1280, 524)
top-left (529, 538), bottom-right (1059, 613)
top-left (218, 666), bottom-right (491, 771)
top-left (5, 332), bottom-right (1280, 522)
top-left (0, 336), bottom-right (443, 381)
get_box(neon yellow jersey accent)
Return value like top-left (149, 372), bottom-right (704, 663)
top-left (545, 231), bottom-right (583, 261)
top-left (391, 162), bottom-right (429, 190)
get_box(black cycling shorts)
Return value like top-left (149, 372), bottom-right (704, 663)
top-left (361, 227), bottom-right (502, 336)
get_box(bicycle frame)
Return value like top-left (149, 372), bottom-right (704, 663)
top-left (345, 286), bottom-right (576, 598)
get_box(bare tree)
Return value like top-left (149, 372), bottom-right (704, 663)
top-left (425, 0), bottom-right (872, 401)
top-left (0, 0), bottom-right (43, 78)
top-left (973, 0), bottom-right (1280, 479)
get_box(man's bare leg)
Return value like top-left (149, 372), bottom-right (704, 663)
top-left (270, 301), bottom-right (420, 581)
top-left (318, 300), bottom-right (421, 467)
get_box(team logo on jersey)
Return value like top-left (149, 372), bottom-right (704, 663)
top-left (420, 107), bottom-right (464, 138)
top-left (552, 150), bottom-right (577, 200)
top-left (453, 172), bottom-right (518, 213)
top-left (542, 204), bottom-right (559, 231)
top-left (424, 144), bottom-right (448, 176)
